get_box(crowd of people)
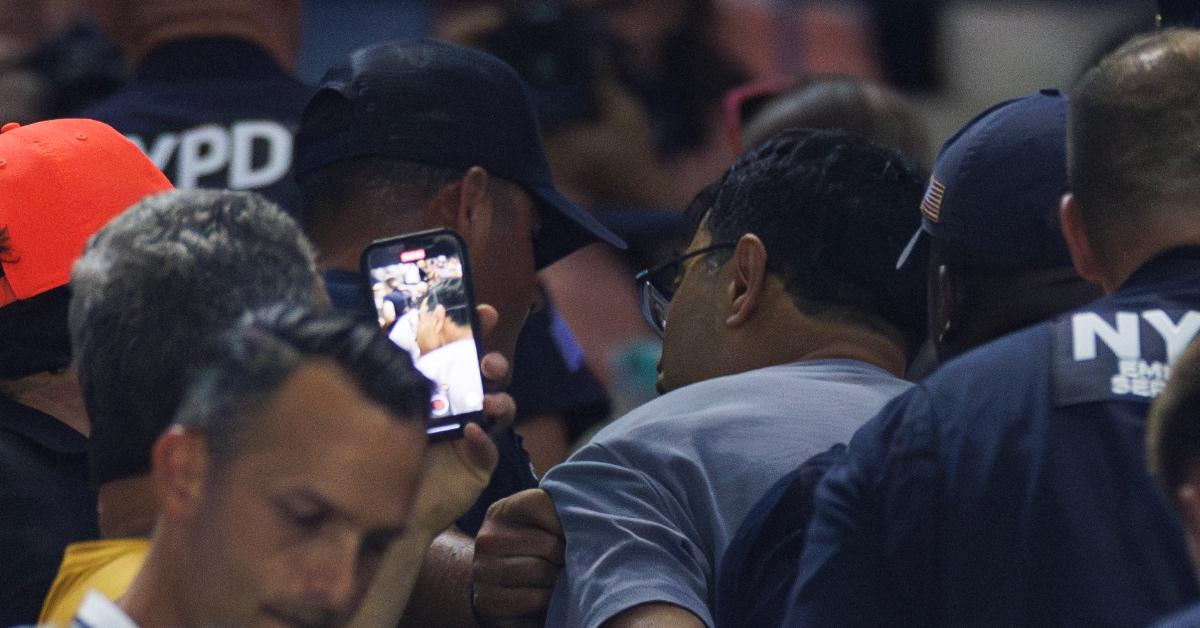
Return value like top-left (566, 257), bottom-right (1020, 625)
top-left (3, 1), bottom-right (1200, 627)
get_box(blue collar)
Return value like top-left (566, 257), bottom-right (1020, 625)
top-left (0, 395), bottom-right (87, 455)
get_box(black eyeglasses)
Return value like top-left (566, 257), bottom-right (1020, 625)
top-left (634, 243), bottom-right (736, 338)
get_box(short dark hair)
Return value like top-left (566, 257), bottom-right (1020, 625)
top-left (1148, 338), bottom-right (1200, 496)
top-left (0, 226), bottom-right (72, 380)
top-left (298, 157), bottom-right (464, 234)
top-left (423, 278), bottom-right (471, 327)
top-left (175, 307), bottom-right (432, 466)
top-left (705, 128), bottom-right (926, 349)
top-left (70, 190), bottom-right (321, 485)
top-left (297, 156), bottom-right (516, 256)
top-left (1069, 28), bottom-right (1200, 253)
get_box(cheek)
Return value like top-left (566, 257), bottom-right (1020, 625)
top-left (187, 486), bottom-right (281, 619)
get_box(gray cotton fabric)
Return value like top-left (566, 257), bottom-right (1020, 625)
top-left (541, 359), bottom-right (912, 628)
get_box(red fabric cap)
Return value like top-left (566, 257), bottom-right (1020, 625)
top-left (0, 119), bottom-right (173, 302)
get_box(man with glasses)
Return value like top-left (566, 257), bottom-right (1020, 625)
top-left (471, 128), bottom-right (926, 627)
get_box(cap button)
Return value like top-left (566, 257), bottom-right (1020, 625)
top-left (76, 132), bottom-right (87, 141)
top-left (0, 122), bottom-right (19, 134)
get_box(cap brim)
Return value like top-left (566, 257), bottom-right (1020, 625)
top-left (895, 225), bottom-right (928, 270)
top-left (530, 184), bottom-right (627, 269)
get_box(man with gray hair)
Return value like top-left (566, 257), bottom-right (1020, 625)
top-left (40, 189), bottom-right (321, 623)
top-left (71, 307), bottom-right (476, 627)
top-left (46, 187), bottom-right (515, 625)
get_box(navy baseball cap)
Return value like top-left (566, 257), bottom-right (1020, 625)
top-left (895, 89), bottom-right (1072, 270)
top-left (294, 39), bottom-right (625, 268)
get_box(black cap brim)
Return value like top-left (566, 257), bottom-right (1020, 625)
top-left (531, 183), bottom-right (627, 269)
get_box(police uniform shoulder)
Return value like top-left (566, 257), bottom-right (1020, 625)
top-left (926, 323), bottom-right (1053, 389)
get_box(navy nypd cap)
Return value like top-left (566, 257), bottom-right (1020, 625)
top-left (294, 39), bottom-right (625, 268)
top-left (896, 88), bottom-right (1072, 271)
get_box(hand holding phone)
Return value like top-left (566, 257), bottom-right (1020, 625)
top-left (363, 229), bottom-right (487, 439)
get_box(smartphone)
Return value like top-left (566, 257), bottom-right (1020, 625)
top-left (361, 229), bottom-right (485, 440)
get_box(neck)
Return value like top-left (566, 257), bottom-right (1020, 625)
top-left (1099, 219), bottom-right (1200, 292)
top-left (946, 267), bottom-right (1102, 362)
top-left (99, 475), bottom-right (160, 538)
top-left (120, 526), bottom-right (187, 627)
top-left (442, 323), bottom-right (473, 345)
top-left (792, 332), bottom-right (908, 377)
top-left (742, 316), bottom-right (907, 379)
top-left (0, 371), bottom-right (89, 436)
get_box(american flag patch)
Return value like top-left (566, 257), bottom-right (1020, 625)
top-left (921, 178), bottom-right (945, 222)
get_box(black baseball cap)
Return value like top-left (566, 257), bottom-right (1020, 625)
top-left (1159, 0), bottom-right (1200, 27)
top-left (294, 39), bottom-right (625, 268)
top-left (895, 89), bottom-right (1072, 271)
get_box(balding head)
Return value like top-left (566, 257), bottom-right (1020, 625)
top-left (1069, 29), bottom-right (1200, 261)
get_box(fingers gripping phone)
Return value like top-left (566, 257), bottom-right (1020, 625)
top-left (362, 229), bottom-right (486, 440)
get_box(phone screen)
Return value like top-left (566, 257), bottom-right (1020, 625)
top-left (362, 230), bottom-right (485, 438)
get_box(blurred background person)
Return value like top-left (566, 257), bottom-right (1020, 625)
top-left (0, 118), bottom-right (171, 626)
top-left (83, 0), bottom-right (309, 218)
top-left (1148, 337), bottom-right (1200, 627)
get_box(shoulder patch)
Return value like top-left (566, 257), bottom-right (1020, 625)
top-left (1052, 309), bottom-right (1200, 406)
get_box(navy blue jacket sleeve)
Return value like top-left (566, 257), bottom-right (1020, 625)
top-left (784, 385), bottom-right (942, 628)
top-left (715, 444), bottom-right (847, 628)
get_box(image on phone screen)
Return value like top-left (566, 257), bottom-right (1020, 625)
top-left (364, 232), bottom-right (484, 437)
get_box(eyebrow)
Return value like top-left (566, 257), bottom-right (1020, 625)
top-left (281, 487), bottom-right (408, 537)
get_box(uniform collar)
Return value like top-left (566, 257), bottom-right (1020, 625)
top-left (1120, 245), bottom-right (1200, 293)
top-left (136, 37), bottom-right (288, 82)
top-left (0, 394), bottom-right (88, 455)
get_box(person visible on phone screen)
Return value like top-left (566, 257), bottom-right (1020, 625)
top-left (294, 38), bottom-right (625, 628)
top-left (415, 279), bottom-right (485, 416)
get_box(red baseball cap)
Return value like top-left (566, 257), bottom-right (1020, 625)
top-left (0, 119), bottom-right (173, 307)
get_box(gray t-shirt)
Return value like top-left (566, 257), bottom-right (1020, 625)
top-left (540, 359), bottom-right (912, 628)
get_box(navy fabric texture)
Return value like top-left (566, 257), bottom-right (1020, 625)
top-left (508, 292), bottom-right (610, 442)
top-left (785, 247), bottom-right (1200, 627)
top-left (0, 397), bottom-right (98, 626)
top-left (715, 444), bottom-right (846, 628)
top-left (1155, 601), bottom-right (1200, 628)
top-left (80, 38), bottom-right (312, 221)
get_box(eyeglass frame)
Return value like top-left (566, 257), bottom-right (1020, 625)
top-left (634, 243), bottom-right (738, 338)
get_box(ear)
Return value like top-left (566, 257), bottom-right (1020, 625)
top-left (725, 233), bottom-right (770, 328)
top-left (433, 304), bottom-right (448, 334)
top-left (1060, 193), bottom-right (1111, 293)
top-left (152, 427), bottom-right (209, 522)
top-left (454, 167), bottom-right (495, 246)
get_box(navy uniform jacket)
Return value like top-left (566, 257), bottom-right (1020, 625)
top-left (0, 397), bottom-right (97, 626)
top-left (80, 37), bottom-right (310, 220)
top-left (786, 247), bottom-right (1200, 627)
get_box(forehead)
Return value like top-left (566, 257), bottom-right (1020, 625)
top-left (230, 360), bottom-right (425, 517)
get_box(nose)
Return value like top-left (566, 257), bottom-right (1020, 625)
top-left (303, 536), bottom-right (361, 613)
